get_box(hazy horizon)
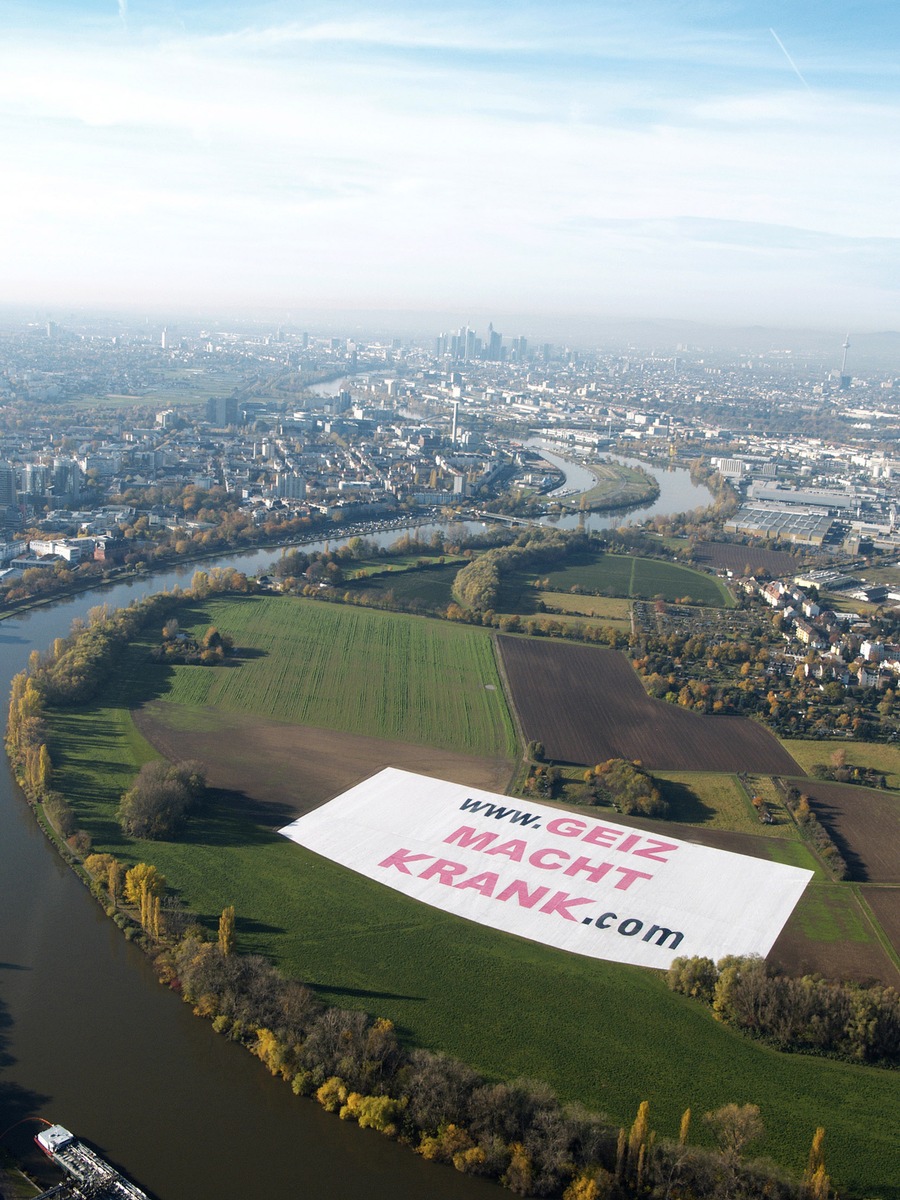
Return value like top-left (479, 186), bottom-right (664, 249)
top-left (2, 1), bottom-right (897, 329)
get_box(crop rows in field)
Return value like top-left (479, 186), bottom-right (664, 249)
top-left (689, 540), bottom-right (812, 575)
top-left (531, 553), bottom-right (731, 607)
top-left (161, 596), bottom-right (516, 758)
top-left (45, 599), bottom-right (900, 1196)
top-left (499, 637), bottom-right (799, 773)
top-left (863, 888), bottom-right (900, 959)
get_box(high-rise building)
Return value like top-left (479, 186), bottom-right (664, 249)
top-left (22, 463), bottom-right (50, 496)
top-left (51, 458), bottom-right (81, 506)
top-left (0, 462), bottom-right (16, 507)
top-left (206, 396), bottom-right (239, 425)
top-left (275, 472), bottom-right (307, 500)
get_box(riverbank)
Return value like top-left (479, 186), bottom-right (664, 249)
top-left (552, 458), bottom-right (659, 513)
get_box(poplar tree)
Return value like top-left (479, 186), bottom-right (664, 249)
top-left (678, 1107), bottom-right (691, 1146)
top-left (805, 1128), bottom-right (832, 1200)
top-left (628, 1100), bottom-right (650, 1172)
top-left (219, 905), bottom-right (236, 956)
top-left (108, 860), bottom-right (125, 904)
top-left (37, 744), bottom-right (52, 793)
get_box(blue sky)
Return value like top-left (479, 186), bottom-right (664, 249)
top-left (1, 1), bottom-right (898, 328)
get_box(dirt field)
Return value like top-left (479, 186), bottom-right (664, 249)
top-left (863, 888), bottom-right (900, 959)
top-left (800, 781), bottom-right (900, 883)
top-left (498, 637), bottom-right (800, 773)
top-left (769, 902), bottom-right (899, 985)
top-left (133, 701), bottom-right (514, 824)
top-left (691, 541), bottom-right (812, 575)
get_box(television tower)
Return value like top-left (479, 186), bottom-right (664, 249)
top-left (839, 333), bottom-right (851, 390)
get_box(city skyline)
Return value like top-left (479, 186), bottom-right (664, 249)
top-left (1, 1), bottom-right (898, 329)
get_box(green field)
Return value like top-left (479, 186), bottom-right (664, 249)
top-left (555, 460), bottom-right (656, 511)
top-left (154, 596), bottom-right (515, 756)
top-left (44, 598), bottom-right (900, 1198)
top-left (783, 738), bottom-right (900, 790)
top-left (653, 771), bottom-right (768, 834)
top-left (512, 552), bottom-right (732, 608)
top-left (346, 562), bottom-right (461, 610)
top-left (538, 592), bottom-right (633, 626)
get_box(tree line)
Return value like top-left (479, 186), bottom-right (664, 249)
top-left (667, 955), bottom-right (900, 1067)
top-left (452, 529), bottom-right (591, 613)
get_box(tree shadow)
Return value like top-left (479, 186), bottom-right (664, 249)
top-left (805, 795), bottom-right (869, 881)
top-left (234, 917), bottom-right (287, 935)
top-left (306, 982), bottom-right (425, 1003)
top-left (227, 647), bottom-right (267, 662)
top-left (657, 780), bottom-right (717, 824)
top-left (174, 788), bottom-right (292, 848)
top-left (0, 995), bottom-right (52, 1172)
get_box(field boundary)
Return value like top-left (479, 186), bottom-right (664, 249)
top-left (853, 886), bottom-right (900, 982)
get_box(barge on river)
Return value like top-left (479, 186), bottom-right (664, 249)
top-left (35, 1125), bottom-right (148, 1200)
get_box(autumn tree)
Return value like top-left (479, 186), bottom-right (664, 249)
top-left (124, 862), bottom-right (166, 932)
top-left (219, 905), bottom-right (236, 957)
top-left (804, 1127), bottom-right (832, 1200)
top-left (704, 1102), bottom-right (763, 1159)
top-left (117, 759), bottom-right (206, 839)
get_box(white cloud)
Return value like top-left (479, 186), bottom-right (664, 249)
top-left (0, 5), bottom-right (896, 323)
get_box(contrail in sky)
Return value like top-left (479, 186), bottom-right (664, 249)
top-left (769, 28), bottom-right (812, 92)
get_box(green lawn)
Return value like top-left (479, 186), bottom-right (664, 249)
top-left (783, 738), bottom-right (900, 790)
top-left (157, 596), bottom-right (516, 757)
top-left (42, 598), bottom-right (900, 1198)
top-left (522, 552), bottom-right (732, 608)
top-left (653, 771), bottom-right (768, 834)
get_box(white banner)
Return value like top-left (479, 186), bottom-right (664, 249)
top-left (279, 768), bottom-right (812, 968)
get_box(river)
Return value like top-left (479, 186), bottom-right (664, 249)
top-left (0, 463), bottom-right (711, 1197)
top-left (528, 445), bottom-right (714, 532)
top-left (0, 534), bottom-right (497, 1200)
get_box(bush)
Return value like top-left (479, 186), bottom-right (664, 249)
top-left (117, 759), bottom-right (206, 839)
top-left (43, 791), bottom-right (76, 838)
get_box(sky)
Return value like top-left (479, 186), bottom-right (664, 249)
top-left (1, 0), bottom-right (898, 331)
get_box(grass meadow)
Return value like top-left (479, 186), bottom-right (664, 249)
top-left (346, 562), bottom-right (461, 610)
top-left (518, 552), bottom-right (732, 608)
top-left (158, 596), bottom-right (516, 757)
top-left (43, 598), bottom-right (900, 1198)
top-left (537, 592), bottom-right (633, 627)
top-left (783, 738), bottom-right (900, 790)
top-left (653, 771), bottom-right (764, 833)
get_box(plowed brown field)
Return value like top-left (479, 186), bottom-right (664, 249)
top-left (498, 637), bottom-right (800, 773)
top-left (691, 541), bottom-right (812, 575)
top-left (800, 781), bottom-right (900, 883)
top-left (133, 702), bottom-right (513, 823)
top-left (864, 888), bottom-right (900, 957)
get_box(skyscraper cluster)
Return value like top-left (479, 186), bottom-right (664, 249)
top-left (433, 324), bottom-right (527, 363)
